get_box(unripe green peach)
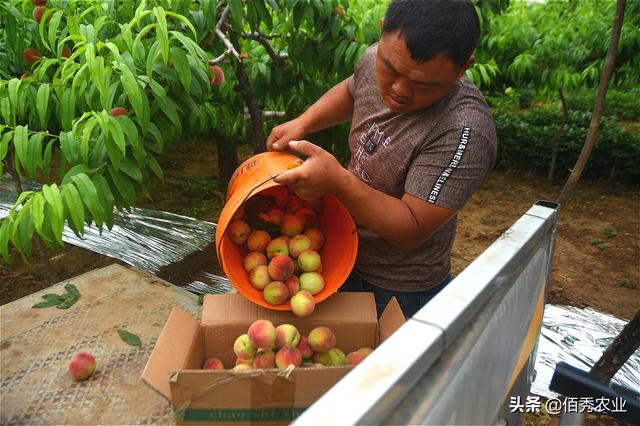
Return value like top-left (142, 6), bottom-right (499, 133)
top-left (313, 348), bottom-right (346, 366)
top-left (290, 290), bottom-right (315, 317)
top-left (263, 281), bottom-right (289, 305)
top-left (299, 272), bottom-right (325, 295)
top-left (234, 333), bottom-right (257, 359)
top-left (297, 250), bottom-right (322, 272)
top-left (266, 237), bottom-right (289, 258)
top-left (288, 234), bottom-right (312, 258)
top-left (249, 265), bottom-right (271, 290)
top-left (243, 251), bottom-right (267, 272)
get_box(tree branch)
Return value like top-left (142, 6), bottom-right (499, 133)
top-left (214, 6), bottom-right (242, 62)
top-left (240, 31), bottom-right (288, 62)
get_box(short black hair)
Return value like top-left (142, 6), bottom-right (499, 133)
top-left (382, 0), bottom-right (480, 68)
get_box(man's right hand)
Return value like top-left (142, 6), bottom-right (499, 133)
top-left (266, 118), bottom-right (307, 151)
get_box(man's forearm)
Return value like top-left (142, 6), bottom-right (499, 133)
top-left (298, 79), bottom-right (354, 134)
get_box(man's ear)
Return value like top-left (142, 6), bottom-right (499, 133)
top-left (458, 55), bottom-right (475, 79)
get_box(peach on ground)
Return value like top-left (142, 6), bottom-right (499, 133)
top-left (247, 230), bottom-right (271, 252)
top-left (308, 326), bottom-right (336, 352)
top-left (267, 256), bottom-right (294, 281)
top-left (233, 333), bottom-right (257, 359)
top-left (297, 250), bottom-right (321, 272)
top-left (275, 347), bottom-right (302, 369)
top-left (263, 281), bottom-right (289, 305)
top-left (299, 272), bottom-right (325, 295)
top-left (288, 235), bottom-right (312, 258)
top-left (294, 208), bottom-right (319, 230)
top-left (202, 357), bottom-right (225, 370)
top-left (284, 275), bottom-right (299, 299)
top-left (346, 347), bottom-right (373, 365)
top-left (68, 352), bottom-right (96, 381)
top-left (252, 349), bottom-right (276, 368)
top-left (229, 220), bottom-right (251, 245)
top-left (304, 228), bottom-right (325, 251)
top-left (275, 324), bottom-right (301, 349)
top-left (249, 265), bottom-right (271, 290)
top-left (266, 238), bottom-right (289, 258)
top-left (297, 336), bottom-right (314, 360)
top-left (280, 214), bottom-right (304, 237)
top-left (290, 290), bottom-right (315, 317)
top-left (247, 319), bottom-right (276, 349)
top-left (243, 252), bottom-right (267, 272)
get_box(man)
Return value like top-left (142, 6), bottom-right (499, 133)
top-left (267, 0), bottom-right (497, 318)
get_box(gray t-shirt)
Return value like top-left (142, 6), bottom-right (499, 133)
top-left (346, 44), bottom-right (497, 292)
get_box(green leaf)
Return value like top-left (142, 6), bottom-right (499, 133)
top-left (228, 0), bottom-right (244, 31)
top-left (254, 0), bottom-right (272, 30)
top-left (81, 117), bottom-right (98, 162)
top-left (118, 329), bottom-right (142, 347)
top-left (59, 88), bottom-right (76, 132)
top-left (13, 125), bottom-right (28, 172)
top-left (57, 294), bottom-right (79, 309)
top-left (71, 173), bottom-right (104, 227)
top-left (0, 219), bottom-right (11, 261)
top-left (120, 66), bottom-right (147, 128)
top-left (120, 156), bottom-right (143, 182)
top-left (64, 283), bottom-right (80, 297)
top-left (107, 116), bottom-right (126, 155)
top-left (146, 154), bottom-right (164, 181)
top-left (153, 7), bottom-right (169, 64)
top-left (62, 183), bottom-right (85, 235)
top-left (59, 131), bottom-right (79, 164)
top-left (155, 96), bottom-right (182, 134)
top-left (39, 7), bottom-right (55, 50)
top-left (32, 193), bottom-right (46, 240)
top-left (33, 300), bottom-right (63, 309)
top-left (25, 133), bottom-right (44, 178)
top-left (170, 47), bottom-right (191, 91)
top-left (48, 10), bottom-right (64, 53)
top-left (36, 83), bottom-right (50, 128)
top-left (42, 294), bottom-right (65, 302)
top-left (42, 184), bottom-right (64, 243)
top-left (169, 31), bottom-right (207, 62)
top-left (8, 78), bottom-right (22, 116)
top-left (93, 174), bottom-right (115, 228)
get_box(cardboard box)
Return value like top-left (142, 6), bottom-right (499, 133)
top-left (142, 292), bottom-right (404, 425)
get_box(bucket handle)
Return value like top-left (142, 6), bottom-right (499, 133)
top-left (216, 173), bottom-right (283, 274)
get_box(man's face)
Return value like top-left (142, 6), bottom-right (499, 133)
top-left (375, 31), bottom-right (469, 113)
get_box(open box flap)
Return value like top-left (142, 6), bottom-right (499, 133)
top-left (142, 307), bottom-right (202, 399)
top-left (379, 296), bottom-right (405, 344)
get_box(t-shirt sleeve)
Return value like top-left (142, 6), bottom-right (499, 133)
top-left (404, 124), bottom-right (497, 211)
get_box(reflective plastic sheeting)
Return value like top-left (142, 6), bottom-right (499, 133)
top-left (532, 304), bottom-right (640, 398)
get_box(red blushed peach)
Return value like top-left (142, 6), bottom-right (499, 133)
top-left (285, 195), bottom-right (304, 213)
top-left (249, 265), bottom-right (271, 290)
top-left (297, 336), bottom-right (314, 360)
top-left (299, 272), bottom-right (325, 295)
top-left (280, 214), bottom-right (304, 237)
top-left (294, 208), bottom-right (319, 230)
top-left (202, 357), bottom-right (225, 370)
top-left (297, 250), bottom-right (321, 272)
top-left (275, 324), bottom-right (300, 349)
top-left (244, 251), bottom-right (267, 272)
top-left (248, 319), bottom-right (276, 349)
top-left (265, 208), bottom-right (284, 225)
top-left (313, 348), bottom-right (346, 366)
top-left (304, 228), bottom-right (325, 252)
top-left (266, 238), bottom-right (289, 258)
top-left (288, 234), bottom-right (312, 258)
top-left (267, 256), bottom-right (294, 281)
top-left (68, 352), bottom-right (96, 381)
top-left (284, 275), bottom-right (299, 299)
top-left (263, 281), bottom-right (289, 305)
top-left (308, 327), bottom-right (336, 353)
top-left (290, 290), bottom-right (315, 317)
top-left (236, 356), bottom-right (253, 366)
top-left (346, 347), bottom-right (373, 365)
top-left (275, 347), bottom-right (302, 369)
top-left (252, 349), bottom-right (276, 368)
top-left (229, 220), bottom-right (251, 245)
top-left (234, 333), bottom-right (257, 359)
top-left (247, 230), bottom-right (271, 252)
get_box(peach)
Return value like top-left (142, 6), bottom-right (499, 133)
top-left (233, 363), bottom-right (253, 371)
top-left (247, 230), bottom-right (271, 252)
top-left (209, 65), bottom-right (225, 85)
top-left (249, 265), bottom-right (271, 290)
top-left (22, 48), bottom-right (41, 65)
top-left (299, 272), bottom-right (325, 295)
top-left (110, 107), bottom-right (128, 117)
top-left (68, 352), bottom-right (96, 381)
top-left (303, 198), bottom-right (324, 215)
top-left (275, 347), bottom-right (302, 369)
top-left (284, 275), bottom-right (299, 299)
top-left (232, 208), bottom-right (245, 222)
top-left (265, 208), bottom-right (284, 225)
top-left (308, 327), bottom-right (336, 353)
top-left (202, 357), bottom-right (225, 370)
top-left (285, 195), bottom-right (304, 213)
top-left (229, 221), bottom-right (251, 245)
top-left (288, 234), bottom-right (312, 258)
top-left (313, 348), bottom-right (346, 366)
top-left (294, 208), bottom-right (319, 230)
top-left (236, 357), bottom-right (253, 366)
top-left (259, 186), bottom-right (289, 207)
top-left (268, 256), bottom-right (294, 281)
top-left (275, 324), bottom-right (300, 349)
top-left (243, 251), bottom-right (267, 272)
top-left (266, 238), bottom-right (289, 258)
top-left (278, 235), bottom-right (290, 244)
top-left (297, 250), bottom-right (321, 272)
top-left (297, 336), bottom-right (314, 360)
top-left (304, 228), bottom-right (325, 252)
top-left (248, 319), bottom-right (276, 349)
top-left (346, 347), bottom-right (373, 366)
top-left (280, 214), bottom-right (304, 237)
top-left (290, 290), bottom-right (315, 317)
top-left (233, 333), bottom-right (257, 359)
top-left (33, 5), bottom-right (47, 23)
top-left (252, 349), bottom-right (276, 368)
top-left (263, 281), bottom-right (289, 305)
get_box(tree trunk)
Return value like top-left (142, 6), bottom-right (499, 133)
top-left (547, 87), bottom-right (569, 185)
top-left (212, 130), bottom-right (239, 194)
top-left (590, 311), bottom-right (640, 380)
top-left (558, 0), bottom-right (626, 205)
top-left (234, 61), bottom-right (266, 155)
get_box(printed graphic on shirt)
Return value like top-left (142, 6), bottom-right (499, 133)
top-left (353, 121), bottom-right (392, 183)
top-left (428, 126), bottom-right (471, 204)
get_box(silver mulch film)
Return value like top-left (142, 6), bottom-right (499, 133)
top-left (2, 175), bottom-right (638, 397)
top-left (531, 304), bottom-right (640, 398)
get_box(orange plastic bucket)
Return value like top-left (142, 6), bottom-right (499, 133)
top-left (216, 151), bottom-right (358, 310)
